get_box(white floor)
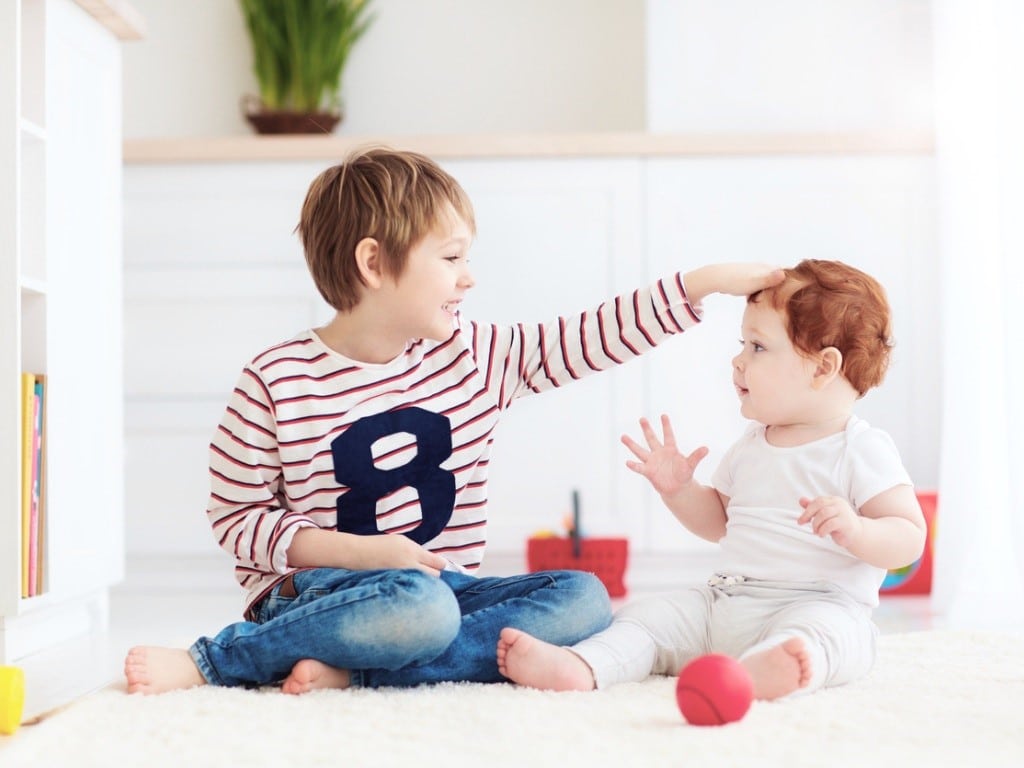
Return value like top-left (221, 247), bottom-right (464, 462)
top-left (9, 552), bottom-right (1023, 727)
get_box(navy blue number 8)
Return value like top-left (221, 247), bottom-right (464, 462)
top-left (331, 407), bottom-right (455, 544)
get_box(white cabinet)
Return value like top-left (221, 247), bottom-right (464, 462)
top-left (122, 147), bottom-right (938, 563)
top-left (122, 158), bottom-right (652, 560)
top-left (0, 0), bottom-right (137, 663)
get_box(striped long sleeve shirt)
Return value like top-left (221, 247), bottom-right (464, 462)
top-left (207, 273), bottom-right (702, 615)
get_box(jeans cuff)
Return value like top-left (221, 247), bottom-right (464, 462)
top-left (189, 640), bottom-right (223, 686)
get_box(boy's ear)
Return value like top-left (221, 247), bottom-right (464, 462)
top-left (354, 237), bottom-right (383, 288)
top-left (812, 347), bottom-right (843, 388)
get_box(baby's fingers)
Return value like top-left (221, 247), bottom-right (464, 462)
top-left (813, 516), bottom-right (843, 539)
top-left (638, 418), bottom-right (664, 450)
top-left (621, 434), bottom-right (650, 461)
top-left (659, 414), bottom-right (678, 448)
top-left (797, 497), bottom-right (819, 525)
top-left (685, 445), bottom-right (710, 467)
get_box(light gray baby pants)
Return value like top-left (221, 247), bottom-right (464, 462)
top-left (572, 574), bottom-right (878, 693)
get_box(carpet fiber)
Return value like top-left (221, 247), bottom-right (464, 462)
top-left (2, 630), bottom-right (1022, 767)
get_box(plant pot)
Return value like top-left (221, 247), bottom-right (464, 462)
top-left (242, 96), bottom-right (342, 135)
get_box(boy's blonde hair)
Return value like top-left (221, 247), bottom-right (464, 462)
top-left (750, 259), bottom-right (893, 396)
top-left (297, 146), bottom-right (476, 312)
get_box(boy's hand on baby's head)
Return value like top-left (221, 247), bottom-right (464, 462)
top-left (622, 414), bottom-right (709, 497)
top-left (685, 263), bottom-right (785, 302)
top-left (798, 496), bottom-right (863, 550)
top-left (713, 263), bottom-right (786, 296)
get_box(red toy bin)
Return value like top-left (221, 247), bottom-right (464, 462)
top-left (526, 537), bottom-right (629, 597)
top-left (880, 490), bottom-right (937, 596)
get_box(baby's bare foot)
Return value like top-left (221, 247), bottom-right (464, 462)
top-left (124, 646), bottom-right (205, 695)
top-left (741, 637), bottom-right (812, 700)
top-left (281, 659), bottom-right (351, 695)
top-left (496, 627), bottom-right (595, 691)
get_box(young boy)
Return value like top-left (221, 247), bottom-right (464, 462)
top-left (497, 259), bottom-right (926, 701)
top-left (124, 146), bottom-right (782, 695)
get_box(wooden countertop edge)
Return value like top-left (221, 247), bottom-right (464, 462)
top-left (124, 131), bottom-right (936, 164)
top-left (74, 0), bottom-right (146, 41)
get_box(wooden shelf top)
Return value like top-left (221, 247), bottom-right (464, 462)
top-left (124, 131), bottom-right (935, 164)
top-left (74, 0), bottom-right (145, 41)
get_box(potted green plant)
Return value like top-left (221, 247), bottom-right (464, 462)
top-left (239, 0), bottom-right (375, 134)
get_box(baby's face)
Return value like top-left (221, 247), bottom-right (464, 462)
top-left (731, 301), bottom-right (818, 426)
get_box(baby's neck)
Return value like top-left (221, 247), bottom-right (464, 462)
top-left (765, 414), bottom-right (851, 447)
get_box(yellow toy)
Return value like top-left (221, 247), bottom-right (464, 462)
top-left (0, 665), bottom-right (25, 735)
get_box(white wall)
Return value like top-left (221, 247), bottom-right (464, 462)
top-left (647, 0), bottom-right (933, 133)
top-left (123, 154), bottom-right (938, 559)
top-left (122, 0), bottom-right (646, 137)
top-left (122, 1), bottom-right (931, 138)
top-left (120, 1), bottom-right (939, 562)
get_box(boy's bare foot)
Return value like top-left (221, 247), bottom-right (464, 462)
top-left (124, 646), bottom-right (206, 695)
top-left (281, 659), bottom-right (351, 695)
top-left (496, 627), bottom-right (596, 691)
top-left (741, 637), bottom-right (813, 700)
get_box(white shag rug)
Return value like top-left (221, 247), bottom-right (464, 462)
top-left (2, 630), bottom-right (1022, 768)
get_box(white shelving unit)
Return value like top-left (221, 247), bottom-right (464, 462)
top-left (1, 0), bottom-right (141, 665)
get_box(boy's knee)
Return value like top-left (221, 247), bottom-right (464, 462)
top-left (566, 570), bottom-right (610, 601)
top-left (550, 570), bottom-right (613, 635)
top-left (412, 572), bottom-right (462, 639)
top-left (383, 570), bottom-right (461, 654)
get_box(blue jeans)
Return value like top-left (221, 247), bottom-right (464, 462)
top-left (189, 567), bottom-right (611, 688)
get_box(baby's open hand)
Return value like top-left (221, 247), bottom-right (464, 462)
top-left (798, 496), bottom-right (863, 549)
top-left (621, 414), bottom-right (709, 497)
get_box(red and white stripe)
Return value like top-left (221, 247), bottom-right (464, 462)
top-left (206, 273), bottom-right (702, 613)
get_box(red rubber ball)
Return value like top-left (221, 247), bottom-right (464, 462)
top-left (675, 653), bottom-right (754, 726)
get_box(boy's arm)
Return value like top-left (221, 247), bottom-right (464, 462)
top-left (798, 485), bottom-right (926, 569)
top-left (206, 368), bottom-right (305, 577)
top-left (682, 263), bottom-right (785, 303)
top-left (286, 528), bottom-right (448, 575)
top-left (483, 263), bottom-right (782, 407)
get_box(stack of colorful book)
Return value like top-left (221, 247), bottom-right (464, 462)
top-left (20, 372), bottom-right (46, 598)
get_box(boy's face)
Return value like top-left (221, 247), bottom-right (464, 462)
top-left (731, 299), bottom-right (818, 426)
top-left (383, 206), bottom-right (475, 343)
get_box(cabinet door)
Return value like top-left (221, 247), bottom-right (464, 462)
top-left (43, 0), bottom-right (124, 594)
top-left (445, 158), bottom-right (649, 548)
top-left (123, 160), bottom-right (327, 556)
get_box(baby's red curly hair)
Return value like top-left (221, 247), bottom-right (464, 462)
top-left (749, 259), bottom-right (893, 397)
